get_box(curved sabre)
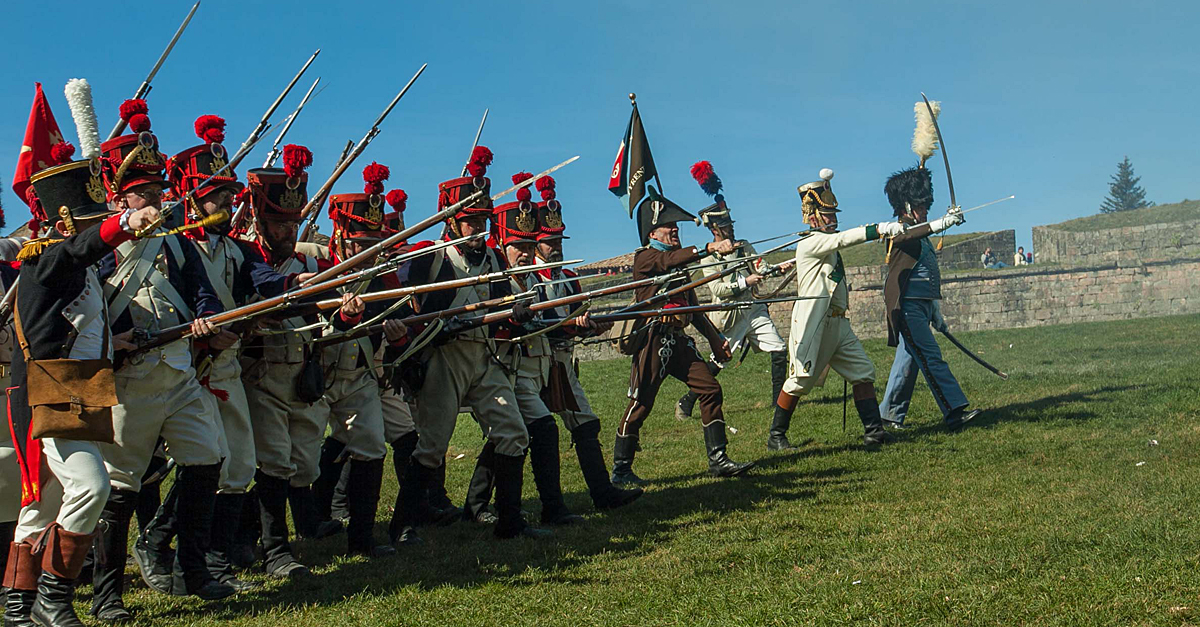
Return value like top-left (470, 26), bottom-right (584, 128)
top-left (921, 92), bottom-right (955, 211)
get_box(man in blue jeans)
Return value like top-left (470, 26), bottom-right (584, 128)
top-left (878, 166), bottom-right (980, 429)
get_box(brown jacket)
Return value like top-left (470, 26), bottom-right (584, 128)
top-left (627, 245), bottom-right (724, 350)
top-left (883, 223), bottom-right (935, 347)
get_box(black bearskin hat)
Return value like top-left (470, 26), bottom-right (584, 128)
top-left (884, 166), bottom-right (933, 218)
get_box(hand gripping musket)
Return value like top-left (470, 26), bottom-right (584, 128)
top-left (106, 0), bottom-right (200, 140)
top-left (296, 63), bottom-right (428, 228)
top-left (299, 154), bottom-right (581, 287)
top-left (263, 77), bottom-right (322, 168)
top-left (228, 50), bottom-right (320, 172)
top-left (939, 328), bottom-right (1009, 380)
top-left (116, 235), bottom-right (475, 363)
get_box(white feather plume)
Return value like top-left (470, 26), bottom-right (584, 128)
top-left (64, 78), bottom-right (101, 159)
top-left (911, 100), bottom-right (941, 162)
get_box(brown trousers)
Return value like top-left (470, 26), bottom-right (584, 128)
top-left (618, 327), bottom-right (723, 437)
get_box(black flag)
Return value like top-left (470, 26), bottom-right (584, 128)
top-left (607, 101), bottom-right (657, 218)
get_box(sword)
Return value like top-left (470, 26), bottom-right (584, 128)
top-left (106, 0), bottom-right (200, 139)
top-left (921, 93), bottom-right (954, 251)
top-left (939, 327), bottom-right (1009, 380)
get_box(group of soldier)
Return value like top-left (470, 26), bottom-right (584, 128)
top-left (0, 88), bottom-right (981, 627)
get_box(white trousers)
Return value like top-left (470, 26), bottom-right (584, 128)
top-left (15, 438), bottom-right (109, 542)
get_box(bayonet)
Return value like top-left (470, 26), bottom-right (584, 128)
top-left (107, 0), bottom-right (200, 139)
top-left (460, 108), bottom-right (489, 176)
top-left (263, 76), bottom-right (322, 168)
top-left (230, 49), bottom-right (321, 170)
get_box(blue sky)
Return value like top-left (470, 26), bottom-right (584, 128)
top-left (2, 1), bottom-right (1196, 262)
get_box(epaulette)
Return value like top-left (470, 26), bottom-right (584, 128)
top-left (16, 238), bottom-right (55, 261)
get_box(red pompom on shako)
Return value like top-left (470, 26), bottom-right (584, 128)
top-left (119, 99), bottom-right (151, 133)
top-left (194, 114), bottom-right (226, 144)
top-left (536, 175), bottom-right (567, 241)
top-left (100, 99), bottom-right (166, 198)
top-left (466, 146), bottom-right (493, 178)
top-left (536, 175), bottom-right (556, 201)
top-left (362, 162), bottom-right (390, 195)
top-left (438, 145), bottom-right (495, 222)
top-left (50, 142), bottom-right (76, 166)
top-left (690, 160), bottom-right (723, 198)
top-left (282, 144), bottom-right (312, 179)
top-left (512, 172), bottom-right (533, 203)
top-left (493, 170), bottom-right (541, 246)
top-left (386, 189), bottom-right (407, 212)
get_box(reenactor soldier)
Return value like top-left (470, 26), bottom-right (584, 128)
top-left (2, 149), bottom-right (159, 627)
top-left (878, 167), bottom-right (977, 429)
top-left (309, 163), bottom-right (408, 558)
top-left (134, 116), bottom-right (312, 593)
top-left (614, 187), bottom-right (754, 483)
top-left (531, 175), bottom-right (643, 510)
top-left (393, 147), bottom-right (549, 541)
top-left (462, 172), bottom-right (583, 527)
top-left (0, 259), bottom-right (20, 585)
top-left (90, 100), bottom-right (234, 615)
top-left (237, 145), bottom-right (350, 578)
top-left (676, 162), bottom-right (796, 451)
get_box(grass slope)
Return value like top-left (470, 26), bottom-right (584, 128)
top-left (102, 314), bottom-right (1200, 626)
top-left (1046, 199), bottom-right (1200, 233)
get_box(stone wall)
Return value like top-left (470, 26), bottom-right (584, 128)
top-left (937, 230), bottom-right (1016, 271)
top-left (574, 257), bottom-right (1200, 362)
top-left (1033, 219), bottom-right (1200, 266)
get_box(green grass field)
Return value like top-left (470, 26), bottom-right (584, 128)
top-left (94, 314), bottom-right (1200, 626)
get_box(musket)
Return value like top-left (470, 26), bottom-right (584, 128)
top-left (118, 235), bottom-right (476, 359)
top-left (939, 328), bottom-right (1009, 380)
top-left (228, 49), bottom-right (320, 171)
top-left (106, 0), bottom-right (200, 140)
top-left (300, 154), bottom-right (580, 287)
top-left (576, 296), bottom-right (820, 323)
top-left (298, 139), bottom-right (354, 242)
top-left (460, 108), bottom-right (489, 176)
top-left (297, 63), bottom-right (428, 224)
top-left (0, 277), bottom-right (18, 326)
top-left (263, 77), bottom-right (322, 168)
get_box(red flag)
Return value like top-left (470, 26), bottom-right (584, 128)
top-left (12, 83), bottom-right (67, 204)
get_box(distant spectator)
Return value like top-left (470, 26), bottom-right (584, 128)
top-left (981, 247), bottom-right (1008, 269)
top-left (1026, 251), bottom-right (1034, 264)
top-left (1014, 246), bottom-right (1030, 266)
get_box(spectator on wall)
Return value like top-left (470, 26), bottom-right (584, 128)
top-left (1014, 246), bottom-right (1030, 266)
top-left (981, 247), bottom-right (1008, 269)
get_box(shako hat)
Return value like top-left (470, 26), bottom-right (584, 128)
top-left (798, 168), bottom-right (839, 219)
top-left (167, 114), bottom-right (243, 202)
top-left (635, 185), bottom-right (698, 246)
top-left (439, 146), bottom-right (494, 221)
top-left (100, 99), bottom-right (168, 198)
top-left (535, 175), bottom-right (567, 241)
top-left (493, 172), bottom-right (541, 246)
top-left (30, 153), bottom-right (116, 233)
top-left (246, 144), bottom-right (312, 221)
top-left (329, 162), bottom-right (390, 242)
top-left (691, 160), bottom-right (734, 228)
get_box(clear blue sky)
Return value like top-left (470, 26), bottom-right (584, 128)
top-left (2, 1), bottom-right (1196, 261)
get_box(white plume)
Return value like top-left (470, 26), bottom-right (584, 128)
top-left (64, 78), bottom-right (101, 159)
top-left (819, 168), bottom-right (834, 181)
top-left (911, 100), bottom-right (941, 162)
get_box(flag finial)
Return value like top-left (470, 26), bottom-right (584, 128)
top-left (629, 93), bottom-right (636, 104)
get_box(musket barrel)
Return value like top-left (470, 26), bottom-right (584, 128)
top-left (230, 49), bottom-right (320, 170)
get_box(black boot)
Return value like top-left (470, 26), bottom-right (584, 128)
top-left (289, 484), bottom-right (342, 540)
top-left (133, 477), bottom-right (177, 596)
top-left (135, 456), bottom-right (170, 533)
top-left (256, 472), bottom-right (309, 579)
top-left (387, 433), bottom-right (425, 543)
top-left (492, 453), bottom-right (550, 540)
top-left (229, 489), bottom-right (260, 570)
top-left (427, 459), bottom-right (461, 523)
top-left (4, 588), bottom-right (35, 627)
top-left (207, 494), bottom-right (260, 592)
top-left (170, 463), bottom-right (235, 600)
top-left (330, 464), bottom-right (352, 523)
top-left (391, 460), bottom-right (434, 546)
top-left (571, 421), bottom-right (642, 510)
top-left (312, 436), bottom-right (349, 524)
top-left (527, 417), bottom-right (583, 526)
top-left (345, 458), bottom-right (396, 558)
top-left (93, 488), bottom-right (143, 619)
top-left (854, 398), bottom-right (894, 447)
top-left (610, 435), bottom-right (647, 486)
top-left (770, 350), bottom-right (788, 407)
top-left (32, 525), bottom-right (97, 627)
top-left (767, 401), bottom-right (799, 451)
top-left (462, 440), bottom-right (497, 524)
top-left (703, 422), bottom-right (756, 478)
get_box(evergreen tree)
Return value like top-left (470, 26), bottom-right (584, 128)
top-left (1100, 156), bottom-right (1152, 213)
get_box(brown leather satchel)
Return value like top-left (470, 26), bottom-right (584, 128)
top-left (13, 291), bottom-right (117, 443)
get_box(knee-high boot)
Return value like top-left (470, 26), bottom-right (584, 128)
top-left (611, 435), bottom-right (646, 486)
top-left (345, 458), bottom-right (395, 558)
top-left (206, 493), bottom-right (259, 592)
top-left (4, 539), bottom-right (39, 627)
top-left (255, 472), bottom-right (308, 579)
top-left (387, 432), bottom-right (419, 543)
top-left (767, 389), bottom-right (800, 451)
top-left (462, 440), bottom-right (497, 523)
top-left (171, 463), bottom-right (234, 600)
top-left (391, 460), bottom-right (434, 545)
top-left (288, 484), bottom-right (341, 540)
top-left (229, 488), bottom-right (260, 570)
top-left (31, 524), bottom-right (97, 627)
top-left (312, 437), bottom-right (348, 525)
top-left (527, 417), bottom-right (582, 525)
top-left (492, 453), bottom-right (550, 540)
top-left (92, 488), bottom-right (139, 619)
top-left (570, 421), bottom-right (642, 510)
top-left (704, 422), bottom-right (756, 478)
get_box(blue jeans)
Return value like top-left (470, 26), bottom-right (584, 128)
top-left (879, 299), bottom-right (969, 424)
